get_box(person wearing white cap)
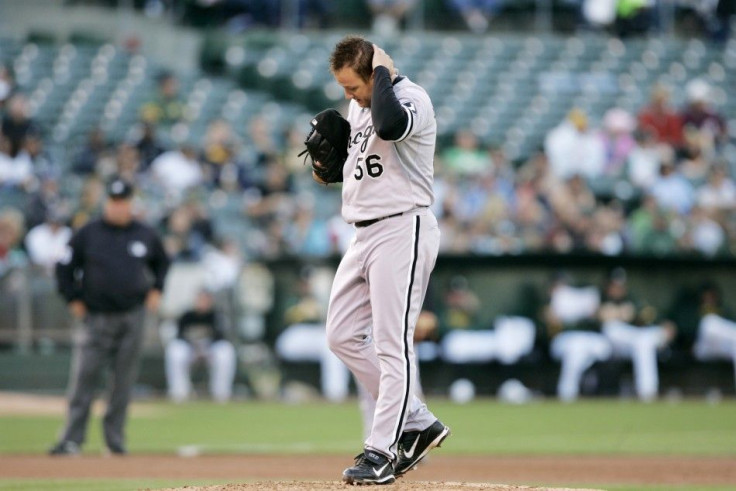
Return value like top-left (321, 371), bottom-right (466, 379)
top-left (681, 78), bottom-right (727, 145)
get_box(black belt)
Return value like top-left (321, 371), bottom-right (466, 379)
top-left (355, 212), bottom-right (404, 228)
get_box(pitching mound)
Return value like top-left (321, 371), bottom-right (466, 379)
top-left (3, 454), bottom-right (735, 489)
top-left (159, 483), bottom-right (603, 490)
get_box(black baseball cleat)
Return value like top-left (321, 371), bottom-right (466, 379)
top-left (394, 419), bottom-right (450, 477)
top-left (107, 444), bottom-right (127, 456)
top-left (48, 441), bottom-right (81, 456)
top-left (342, 450), bottom-right (396, 485)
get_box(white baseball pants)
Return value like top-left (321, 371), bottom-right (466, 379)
top-left (326, 209), bottom-right (440, 460)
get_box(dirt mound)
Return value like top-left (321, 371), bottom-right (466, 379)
top-left (158, 482), bottom-right (603, 491)
top-left (3, 454), bottom-right (734, 488)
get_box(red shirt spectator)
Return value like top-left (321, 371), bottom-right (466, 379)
top-left (637, 85), bottom-right (683, 148)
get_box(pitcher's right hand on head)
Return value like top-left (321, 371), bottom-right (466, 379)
top-left (372, 44), bottom-right (397, 81)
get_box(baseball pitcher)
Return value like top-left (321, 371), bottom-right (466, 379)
top-left (306, 36), bottom-right (450, 485)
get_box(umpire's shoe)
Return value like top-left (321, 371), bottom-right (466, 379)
top-left (394, 419), bottom-right (450, 477)
top-left (342, 450), bottom-right (395, 485)
top-left (48, 441), bottom-right (80, 456)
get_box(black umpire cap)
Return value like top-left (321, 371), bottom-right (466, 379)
top-left (106, 177), bottom-right (134, 200)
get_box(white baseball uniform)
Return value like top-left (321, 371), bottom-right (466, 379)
top-left (325, 75), bottom-right (440, 460)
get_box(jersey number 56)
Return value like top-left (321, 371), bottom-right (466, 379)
top-left (354, 154), bottom-right (384, 180)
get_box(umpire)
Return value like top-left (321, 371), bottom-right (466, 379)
top-left (49, 177), bottom-right (170, 456)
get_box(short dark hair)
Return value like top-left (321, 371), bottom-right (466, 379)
top-left (330, 36), bottom-right (374, 82)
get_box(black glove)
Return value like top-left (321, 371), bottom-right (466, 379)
top-left (299, 108), bottom-right (350, 184)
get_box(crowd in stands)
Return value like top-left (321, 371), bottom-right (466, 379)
top-left (1, 59), bottom-right (736, 287)
top-left (114, 0), bottom-right (736, 41)
top-left (1, 2), bottom-right (736, 401)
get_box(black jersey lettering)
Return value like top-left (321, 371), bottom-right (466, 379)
top-left (354, 154), bottom-right (384, 181)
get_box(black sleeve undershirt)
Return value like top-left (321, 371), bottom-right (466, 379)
top-left (371, 66), bottom-right (409, 141)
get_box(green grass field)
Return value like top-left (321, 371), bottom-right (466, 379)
top-left (1, 397), bottom-right (735, 490)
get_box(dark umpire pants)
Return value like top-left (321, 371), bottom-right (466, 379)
top-left (58, 306), bottom-right (146, 451)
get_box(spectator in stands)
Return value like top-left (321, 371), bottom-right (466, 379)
top-left (140, 71), bottom-right (185, 128)
top-left (281, 123), bottom-right (312, 179)
top-left (696, 164), bottom-right (736, 213)
top-left (245, 157), bottom-right (295, 224)
top-left (165, 289), bottom-right (237, 403)
top-left (648, 160), bottom-right (694, 215)
top-left (440, 128), bottom-right (492, 177)
top-left (204, 0), bottom-right (282, 31)
top-left (284, 197), bottom-right (331, 257)
top-left (149, 143), bottom-right (204, 200)
top-left (597, 267), bottom-right (675, 400)
top-left (1, 93), bottom-right (37, 158)
top-left (184, 196), bottom-right (216, 243)
top-left (585, 201), bottom-right (626, 256)
top-left (448, 169), bottom-right (513, 236)
top-left (687, 0), bottom-right (736, 42)
top-left (0, 133), bottom-right (33, 190)
top-left (70, 177), bottom-right (105, 230)
top-left (628, 195), bottom-right (678, 255)
top-left (598, 107), bottom-right (637, 177)
top-left (446, 0), bottom-right (506, 33)
top-left (132, 122), bottom-right (165, 172)
top-left (612, 0), bottom-right (660, 38)
top-left (488, 144), bottom-right (515, 182)
top-left (544, 271), bottom-right (610, 401)
top-left (202, 118), bottom-right (242, 190)
top-left (366, 0), bottom-right (417, 36)
top-left (548, 174), bottom-right (597, 250)
top-left (0, 207), bottom-right (27, 279)
top-left (467, 173), bottom-right (517, 254)
top-left (712, 0), bottom-right (736, 42)
top-left (683, 205), bottom-right (726, 257)
top-left (636, 84), bottom-right (683, 149)
top-left (516, 147), bottom-right (560, 200)
top-left (24, 209), bottom-right (72, 277)
top-left (293, 0), bottom-right (332, 29)
top-left (581, 0), bottom-right (617, 31)
top-left (24, 126), bottom-right (58, 181)
top-left (0, 63), bottom-right (15, 111)
top-left (24, 172), bottom-right (66, 230)
top-left (114, 143), bottom-right (143, 184)
top-left (544, 108), bottom-right (605, 180)
top-left (679, 129), bottom-right (713, 183)
top-left (626, 128), bottom-right (665, 190)
top-left (680, 79), bottom-right (728, 149)
top-left (512, 170), bottom-right (550, 251)
top-left (242, 115), bottom-right (278, 170)
top-left (72, 127), bottom-right (111, 176)
top-left (160, 202), bottom-right (210, 261)
top-left (514, 149), bottom-right (559, 248)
